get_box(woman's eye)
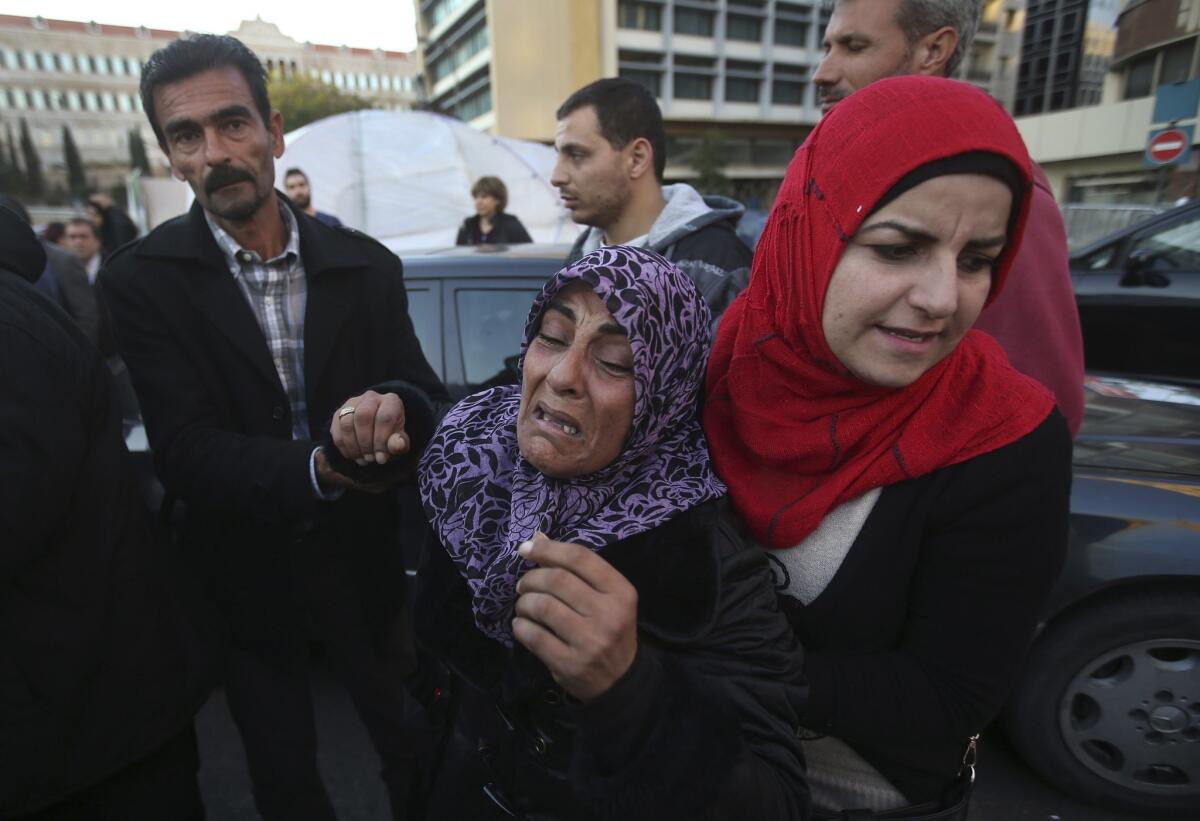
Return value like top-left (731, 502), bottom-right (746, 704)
top-left (536, 332), bottom-right (565, 347)
top-left (871, 244), bottom-right (917, 262)
top-left (600, 359), bottom-right (633, 375)
top-left (960, 254), bottom-right (998, 273)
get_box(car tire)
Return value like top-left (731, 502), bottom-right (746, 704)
top-left (1005, 589), bottom-right (1200, 816)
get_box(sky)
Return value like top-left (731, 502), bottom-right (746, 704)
top-left (7, 0), bottom-right (419, 52)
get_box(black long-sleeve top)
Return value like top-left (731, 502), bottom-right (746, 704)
top-left (778, 412), bottom-right (1072, 803)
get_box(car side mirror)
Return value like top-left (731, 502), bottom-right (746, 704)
top-left (1120, 248), bottom-right (1163, 287)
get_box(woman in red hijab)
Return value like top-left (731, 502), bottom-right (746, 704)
top-left (705, 76), bottom-right (1072, 815)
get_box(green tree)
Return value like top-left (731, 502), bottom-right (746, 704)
top-left (690, 130), bottom-right (732, 198)
top-left (269, 74), bottom-right (372, 132)
top-left (128, 128), bottom-right (151, 175)
top-left (62, 124), bottom-right (87, 199)
top-left (18, 118), bottom-right (44, 200)
top-left (0, 125), bottom-right (22, 195)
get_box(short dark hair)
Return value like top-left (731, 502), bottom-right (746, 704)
top-left (556, 78), bottom-right (666, 182)
top-left (67, 217), bottom-right (100, 239)
top-left (470, 176), bottom-right (508, 212)
top-left (284, 167), bottom-right (308, 182)
top-left (140, 34), bottom-right (271, 149)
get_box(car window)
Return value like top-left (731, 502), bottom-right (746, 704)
top-left (1134, 212), bottom-right (1200, 272)
top-left (406, 284), bottom-right (442, 378)
top-left (455, 288), bottom-right (539, 386)
top-left (1077, 243), bottom-right (1118, 271)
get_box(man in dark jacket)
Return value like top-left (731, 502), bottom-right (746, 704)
top-left (553, 78), bottom-right (753, 319)
top-left (0, 206), bottom-right (216, 820)
top-left (100, 34), bottom-right (447, 821)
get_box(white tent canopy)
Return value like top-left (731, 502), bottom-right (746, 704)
top-left (279, 110), bottom-right (579, 251)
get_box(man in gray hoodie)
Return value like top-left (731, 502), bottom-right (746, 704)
top-left (554, 78), bottom-right (753, 318)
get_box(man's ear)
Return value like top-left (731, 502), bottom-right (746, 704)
top-left (626, 137), bottom-right (655, 181)
top-left (270, 110), bottom-right (286, 158)
top-left (914, 26), bottom-right (959, 77)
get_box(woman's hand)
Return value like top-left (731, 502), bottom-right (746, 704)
top-left (512, 533), bottom-right (638, 702)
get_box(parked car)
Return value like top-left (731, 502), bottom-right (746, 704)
top-left (1004, 375), bottom-right (1200, 817)
top-left (1070, 199), bottom-right (1200, 385)
top-left (125, 244), bottom-right (1200, 815)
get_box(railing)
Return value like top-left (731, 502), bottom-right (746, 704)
top-left (1062, 204), bottom-right (1163, 248)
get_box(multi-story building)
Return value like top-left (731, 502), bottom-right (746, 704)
top-left (416, 0), bottom-right (1016, 208)
top-left (1016, 0), bottom-right (1200, 206)
top-left (416, 0), bottom-right (834, 207)
top-left (1111, 0), bottom-right (1199, 103)
top-left (962, 0), bottom-right (1028, 112)
top-left (0, 14), bottom-right (420, 195)
top-left (1014, 0), bottom-right (1120, 115)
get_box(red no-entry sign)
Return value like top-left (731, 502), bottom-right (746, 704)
top-left (1145, 127), bottom-right (1193, 167)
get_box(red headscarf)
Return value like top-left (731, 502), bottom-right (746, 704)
top-left (704, 76), bottom-right (1055, 549)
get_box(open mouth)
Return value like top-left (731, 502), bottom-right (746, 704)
top-left (879, 325), bottom-right (939, 343)
top-left (535, 404), bottom-right (580, 437)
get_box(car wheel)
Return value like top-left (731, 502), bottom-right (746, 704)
top-left (1005, 589), bottom-right (1200, 816)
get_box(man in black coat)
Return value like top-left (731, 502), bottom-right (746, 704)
top-left (0, 207), bottom-right (216, 820)
top-left (99, 34), bottom-right (447, 821)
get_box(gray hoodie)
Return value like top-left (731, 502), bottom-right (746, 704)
top-left (567, 183), bottom-right (754, 319)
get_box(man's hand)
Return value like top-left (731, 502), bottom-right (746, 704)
top-left (331, 390), bottom-right (409, 465)
top-left (313, 447), bottom-right (391, 495)
top-left (512, 533), bottom-right (639, 702)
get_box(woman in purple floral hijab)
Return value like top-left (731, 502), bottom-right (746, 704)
top-left (412, 246), bottom-right (810, 820)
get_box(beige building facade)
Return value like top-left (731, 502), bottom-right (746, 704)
top-left (0, 14), bottom-right (420, 196)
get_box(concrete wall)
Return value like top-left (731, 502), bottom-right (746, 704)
top-left (488, 0), bottom-right (602, 142)
top-left (1016, 96), bottom-right (1158, 197)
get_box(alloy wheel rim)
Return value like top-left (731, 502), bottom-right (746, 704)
top-left (1059, 638), bottom-right (1200, 796)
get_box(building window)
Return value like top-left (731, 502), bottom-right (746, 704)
top-left (674, 8), bottom-right (715, 37)
top-left (774, 18), bottom-right (808, 47)
top-left (22, 50), bottom-right (37, 70)
top-left (726, 14), bottom-right (762, 42)
top-left (725, 76), bottom-right (759, 102)
top-left (67, 90), bottom-right (81, 111)
top-left (424, 0), bottom-right (470, 30)
top-left (128, 57), bottom-right (141, 76)
top-left (118, 93), bottom-right (132, 112)
top-left (41, 51), bottom-right (56, 71)
top-left (102, 91), bottom-right (116, 111)
top-left (12, 89), bottom-right (27, 109)
top-left (77, 54), bottom-right (92, 73)
top-left (1161, 38), bottom-right (1197, 86)
top-left (772, 61), bottom-right (808, 106)
top-left (618, 1), bottom-right (663, 31)
top-left (620, 68), bottom-right (662, 96)
top-left (84, 90), bottom-right (98, 111)
top-left (455, 84), bottom-right (491, 120)
top-left (30, 89), bottom-right (45, 110)
top-left (429, 22), bottom-right (489, 83)
top-left (58, 52), bottom-right (74, 72)
top-left (674, 72), bottom-right (713, 99)
top-left (1124, 53), bottom-right (1154, 99)
top-left (1, 49), bottom-right (16, 69)
top-left (321, 69), bottom-right (333, 84)
top-left (95, 55), bottom-right (110, 74)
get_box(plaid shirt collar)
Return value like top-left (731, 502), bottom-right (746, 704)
top-left (204, 199), bottom-right (301, 282)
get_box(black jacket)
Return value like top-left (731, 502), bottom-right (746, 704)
top-left (456, 212), bottom-right (533, 245)
top-left (779, 413), bottom-right (1072, 803)
top-left (415, 498), bottom-right (811, 820)
top-left (0, 213), bottom-right (216, 818)
top-left (99, 198), bottom-right (448, 659)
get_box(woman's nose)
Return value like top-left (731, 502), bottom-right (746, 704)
top-left (909, 255), bottom-right (959, 318)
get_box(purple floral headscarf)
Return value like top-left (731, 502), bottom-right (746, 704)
top-left (418, 246), bottom-right (727, 645)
